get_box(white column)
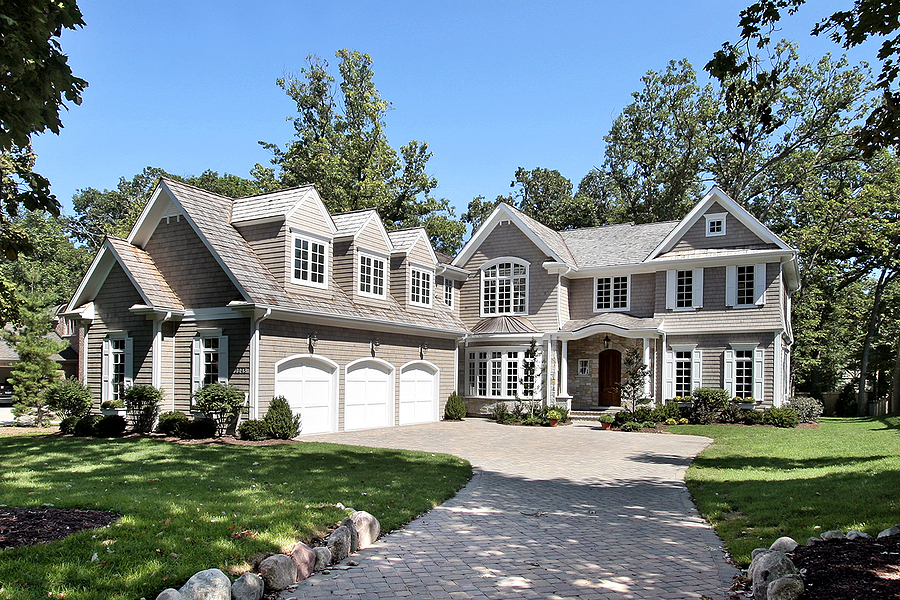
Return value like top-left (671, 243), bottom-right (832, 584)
top-left (643, 337), bottom-right (652, 400)
top-left (151, 318), bottom-right (162, 389)
top-left (560, 340), bottom-right (570, 397)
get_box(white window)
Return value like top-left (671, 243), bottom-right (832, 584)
top-left (192, 331), bottom-right (228, 393)
top-left (664, 345), bottom-right (701, 400)
top-left (674, 351), bottom-right (693, 397)
top-left (666, 268), bottom-right (704, 310)
top-left (444, 279), bottom-right (454, 308)
top-left (595, 275), bottom-right (629, 311)
top-left (724, 345), bottom-right (764, 400)
top-left (410, 268), bottom-right (432, 307)
top-left (291, 233), bottom-right (328, 289)
top-left (482, 260), bottom-right (528, 315)
top-left (467, 347), bottom-right (539, 398)
top-left (102, 333), bottom-right (133, 403)
top-left (359, 253), bottom-right (386, 299)
top-left (577, 359), bottom-right (590, 376)
top-left (726, 264), bottom-right (766, 307)
top-left (705, 213), bottom-right (726, 237)
top-left (734, 350), bottom-right (753, 397)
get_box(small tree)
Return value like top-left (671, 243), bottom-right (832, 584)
top-left (444, 391), bottom-right (466, 420)
top-left (44, 378), bottom-right (92, 419)
top-left (263, 396), bottom-right (301, 439)
top-left (192, 383), bottom-right (246, 436)
top-left (124, 385), bottom-right (163, 433)
top-left (518, 338), bottom-right (542, 416)
top-left (619, 346), bottom-right (651, 419)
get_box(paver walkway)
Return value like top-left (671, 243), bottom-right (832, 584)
top-left (279, 420), bottom-right (737, 599)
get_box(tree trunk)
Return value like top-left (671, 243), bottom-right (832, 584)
top-left (891, 334), bottom-right (900, 414)
top-left (858, 269), bottom-right (891, 415)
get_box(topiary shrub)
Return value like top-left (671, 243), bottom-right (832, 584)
top-left (192, 383), bottom-right (246, 436)
top-left (764, 407), bottom-right (799, 428)
top-left (263, 396), bottom-right (301, 439)
top-left (613, 410), bottom-right (634, 427)
top-left (620, 421), bottom-right (642, 432)
top-left (95, 415), bottom-right (127, 437)
top-left (786, 397), bottom-right (824, 423)
top-left (238, 419), bottom-right (269, 441)
top-left (156, 411), bottom-right (188, 436)
top-left (182, 418), bottom-right (217, 439)
top-left (690, 388), bottom-right (731, 424)
top-left (74, 414), bottom-right (103, 437)
top-left (44, 378), bottom-right (93, 419)
top-left (444, 391), bottom-right (466, 420)
top-left (124, 385), bottom-right (164, 433)
top-left (740, 408), bottom-right (765, 425)
top-left (59, 415), bottom-right (79, 435)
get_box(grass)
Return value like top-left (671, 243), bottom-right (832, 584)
top-left (673, 416), bottom-right (900, 566)
top-left (0, 434), bottom-right (471, 600)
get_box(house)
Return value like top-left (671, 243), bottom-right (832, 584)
top-left (452, 187), bottom-right (799, 415)
top-left (64, 180), bottom-right (798, 432)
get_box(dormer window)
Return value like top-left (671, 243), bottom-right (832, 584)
top-left (705, 213), bottom-right (727, 237)
top-left (291, 232), bottom-right (328, 289)
top-left (482, 260), bottom-right (528, 315)
top-left (410, 267), bottom-right (432, 307)
top-left (359, 252), bottom-right (386, 299)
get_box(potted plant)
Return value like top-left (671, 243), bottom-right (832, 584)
top-left (100, 399), bottom-right (125, 416)
top-left (546, 408), bottom-right (562, 427)
top-left (598, 413), bottom-right (615, 430)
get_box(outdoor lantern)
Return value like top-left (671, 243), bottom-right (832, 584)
top-left (604, 335), bottom-right (611, 349)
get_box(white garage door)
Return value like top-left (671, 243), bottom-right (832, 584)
top-left (399, 363), bottom-right (438, 425)
top-left (345, 360), bottom-right (393, 431)
top-left (274, 357), bottom-right (336, 435)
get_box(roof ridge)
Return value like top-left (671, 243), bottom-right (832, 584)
top-left (234, 183), bottom-right (314, 200)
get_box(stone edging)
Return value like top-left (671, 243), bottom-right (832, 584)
top-left (154, 510), bottom-right (381, 600)
top-left (747, 524), bottom-right (900, 600)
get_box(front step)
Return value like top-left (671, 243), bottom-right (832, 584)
top-left (570, 408), bottom-right (621, 422)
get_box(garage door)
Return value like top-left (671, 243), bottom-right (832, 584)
top-left (345, 360), bottom-right (393, 431)
top-left (399, 362), bottom-right (438, 425)
top-left (274, 357), bottom-right (337, 435)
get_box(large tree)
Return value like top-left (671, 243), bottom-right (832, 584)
top-left (257, 50), bottom-right (465, 254)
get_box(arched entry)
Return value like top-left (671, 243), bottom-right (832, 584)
top-left (399, 361), bottom-right (439, 425)
top-left (274, 355), bottom-right (338, 435)
top-left (598, 349), bottom-right (621, 406)
top-left (344, 359), bottom-right (395, 431)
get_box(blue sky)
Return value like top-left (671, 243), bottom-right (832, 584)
top-left (33, 1), bottom-right (879, 221)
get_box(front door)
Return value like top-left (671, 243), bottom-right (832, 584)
top-left (598, 349), bottom-right (621, 406)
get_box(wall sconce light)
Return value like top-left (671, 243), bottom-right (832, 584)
top-left (603, 335), bottom-right (611, 350)
top-left (308, 331), bottom-right (318, 352)
top-left (371, 338), bottom-right (381, 356)
top-left (419, 342), bottom-right (428, 359)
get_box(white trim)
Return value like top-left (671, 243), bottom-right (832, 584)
top-left (358, 251), bottom-right (387, 300)
top-left (344, 357), bottom-right (396, 431)
top-left (409, 266), bottom-right (433, 307)
top-left (391, 228), bottom-right (439, 266)
top-left (274, 354), bottom-right (340, 435)
top-left (479, 257), bottom-right (530, 317)
top-left (290, 231), bottom-right (329, 290)
top-left (192, 332), bottom-right (228, 393)
top-left (282, 187), bottom-right (339, 234)
top-left (593, 274), bottom-right (630, 312)
top-left (444, 278), bottom-right (454, 308)
top-left (399, 360), bottom-right (441, 425)
top-left (465, 346), bottom-right (540, 400)
top-left (704, 213), bottom-right (727, 237)
top-left (452, 203), bottom-right (568, 267)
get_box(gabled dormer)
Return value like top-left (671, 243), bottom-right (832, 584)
top-left (331, 209), bottom-right (395, 305)
top-left (388, 228), bottom-right (439, 310)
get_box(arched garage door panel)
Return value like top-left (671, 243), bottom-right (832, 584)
top-left (399, 363), bottom-right (438, 425)
top-left (275, 357), bottom-right (336, 435)
top-left (345, 361), bottom-right (393, 431)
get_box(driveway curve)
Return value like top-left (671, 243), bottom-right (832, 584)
top-left (279, 420), bottom-right (737, 600)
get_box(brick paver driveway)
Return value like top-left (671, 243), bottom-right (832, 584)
top-left (280, 420), bottom-right (737, 599)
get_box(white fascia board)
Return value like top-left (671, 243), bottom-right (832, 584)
top-left (453, 203), bottom-right (566, 267)
top-left (569, 249), bottom-right (796, 278)
top-left (355, 211), bottom-right (395, 252)
top-left (128, 182), bottom-right (175, 247)
top-left (283, 187), bottom-right (339, 234)
top-left (661, 326), bottom-right (785, 336)
top-left (103, 243), bottom-right (154, 307)
top-left (66, 244), bottom-right (113, 312)
top-left (408, 229), bottom-right (439, 265)
top-left (436, 264), bottom-right (470, 281)
top-left (558, 325), bottom-right (663, 341)
top-left (230, 215), bottom-right (285, 227)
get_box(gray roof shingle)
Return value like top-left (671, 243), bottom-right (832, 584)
top-left (504, 204), bottom-right (577, 265)
top-left (230, 185), bottom-right (315, 223)
top-left (559, 221), bottom-right (678, 268)
top-left (107, 237), bottom-right (183, 310)
top-left (561, 313), bottom-right (663, 333)
top-left (332, 209), bottom-right (377, 236)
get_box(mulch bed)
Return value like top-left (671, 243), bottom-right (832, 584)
top-left (0, 507), bottom-right (120, 549)
top-left (791, 536), bottom-right (900, 600)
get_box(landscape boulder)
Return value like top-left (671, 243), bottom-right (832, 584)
top-left (156, 590), bottom-right (184, 600)
top-left (350, 510), bottom-right (380, 549)
top-left (314, 547), bottom-right (332, 571)
top-left (290, 541), bottom-right (316, 580)
top-left (768, 536), bottom-right (798, 553)
top-left (749, 551), bottom-right (798, 600)
top-left (258, 554), bottom-right (297, 591)
top-left (877, 524), bottom-right (900, 538)
top-left (767, 573), bottom-right (804, 600)
top-left (341, 517), bottom-right (360, 552)
top-left (846, 530), bottom-right (872, 541)
top-left (326, 525), bottom-right (352, 562)
top-left (820, 529), bottom-right (845, 541)
top-left (231, 572), bottom-right (264, 600)
top-left (178, 568), bottom-right (231, 600)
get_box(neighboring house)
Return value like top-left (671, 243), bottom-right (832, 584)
top-left (65, 179), bottom-right (468, 433)
top-left (64, 180), bottom-right (799, 433)
top-left (452, 187), bottom-right (800, 415)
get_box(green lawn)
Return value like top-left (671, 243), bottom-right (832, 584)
top-left (675, 416), bottom-right (900, 566)
top-left (0, 434), bottom-right (471, 600)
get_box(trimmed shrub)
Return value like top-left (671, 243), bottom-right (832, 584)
top-left (444, 392), bottom-right (466, 420)
top-left (598, 413), bottom-right (615, 424)
top-left (642, 420), bottom-right (656, 429)
top-left (59, 416), bottom-right (79, 435)
top-left (182, 418), bottom-right (217, 439)
top-left (614, 410), bottom-right (634, 427)
top-left (95, 415), bottom-right (127, 437)
top-left (786, 397), bottom-right (824, 423)
top-left (620, 421), bottom-right (642, 432)
top-left (690, 388), bottom-right (731, 424)
top-left (634, 406), bottom-right (653, 423)
top-left (718, 402), bottom-right (744, 424)
top-left (263, 396), bottom-right (301, 439)
top-left (650, 402), bottom-right (681, 423)
top-left (192, 383), bottom-right (245, 436)
top-left (238, 419), bottom-right (269, 441)
top-left (542, 405), bottom-right (570, 423)
top-left (44, 378), bottom-right (92, 419)
top-left (740, 408), bottom-right (765, 425)
top-left (124, 385), bottom-right (164, 433)
top-left (156, 411), bottom-right (188, 436)
top-left (522, 413), bottom-right (543, 426)
top-left (764, 407), bottom-right (799, 428)
top-left (74, 414), bottom-right (103, 437)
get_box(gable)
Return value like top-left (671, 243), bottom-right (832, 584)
top-left (666, 202), bottom-right (777, 253)
top-left (356, 214), bottom-right (393, 254)
top-left (406, 232), bottom-right (437, 267)
top-left (286, 193), bottom-right (336, 239)
top-left (459, 220), bottom-right (551, 271)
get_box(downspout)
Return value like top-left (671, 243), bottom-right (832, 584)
top-left (249, 308), bottom-right (272, 420)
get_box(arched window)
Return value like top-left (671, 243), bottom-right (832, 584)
top-left (481, 259), bottom-right (528, 315)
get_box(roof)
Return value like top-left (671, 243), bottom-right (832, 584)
top-left (559, 221), bottom-right (679, 268)
top-left (107, 238), bottom-right (183, 310)
top-left (561, 313), bottom-right (663, 333)
top-left (387, 228), bottom-right (422, 251)
top-left (503, 204), bottom-right (576, 266)
top-left (230, 185), bottom-right (315, 223)
top-left (332, 209), bottom-right (377, 235)
top-left (0, 327), bottom-right (75, 363)
top-left (471, 316), bottom-right (540, 335)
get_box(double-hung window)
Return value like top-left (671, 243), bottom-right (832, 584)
top-left (291, 233), bottom-right (328, 289)
top-left (482, 260), bottom-right (527, 315)
top-left (102, 333), bottom-right (133, 403)
top-left (595, 275), bottom-right (629, 311)
top-left (666, 268), bottom-right (704, 310)
top-left (444, 279), bottom-right (454, 308)
top-left (664, 345), bottom-right (700, 399)
top-left (726, 264), bottom-right (766, 307)
top-left (359, 253), bottom-right (386, 299)
top-left (734, 349), bottom-right (753, 397)
top-left (724, 344), bottom-right (764, 401)
top-left (192, 330), bottom-right (228, 393)
top-left (410, 267), bottom-right (432, 307)
top-left (467, 348), bottom-right (538, 398)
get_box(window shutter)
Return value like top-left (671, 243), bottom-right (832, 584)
top-left (101, 338), bottom-right (111, 403)
top-left (723, 349), bottom-right (735, 397)
top-left (693, 268), bottom-right (704, 308)
top-left (753, 347), bottom-right (765, 401)
top-left (692, 349), bottom-right (702, 393)
top-left (663, 348), bottom-right (674, 399)
top-left (218, 336), bottom-right (229, 385)
top-left (755, 263), bottom-right (767, 306)
top-left (666, 270), bottom-right (676, 309)
top-left (725, 265), bottom-right (737, 307)
top-left (123, 337), bottom-right (134, 389)
top-left (191, 337), bottom-right (202, 394)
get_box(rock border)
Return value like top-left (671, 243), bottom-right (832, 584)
top-left (153, 510), bottom-right (381, 600)
top-left (746, 524), bottom-right (900, 600)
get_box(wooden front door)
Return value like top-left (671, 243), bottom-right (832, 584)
top-left (598, 349), bottom-right (621, 406)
